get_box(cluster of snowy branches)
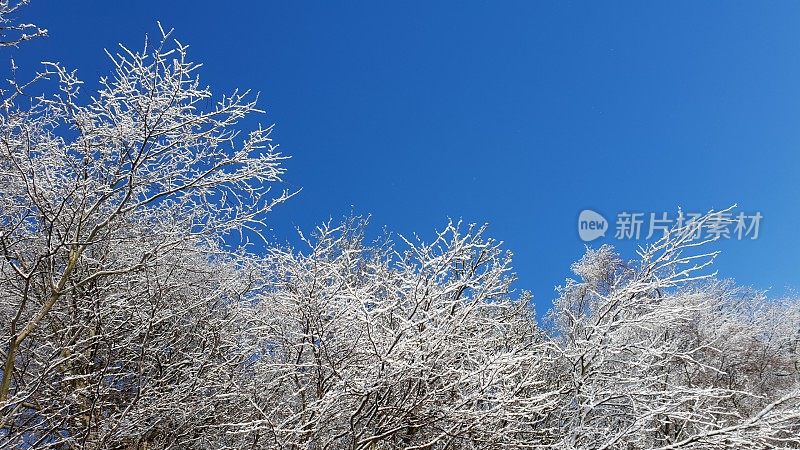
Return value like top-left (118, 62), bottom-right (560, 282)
top-left (0, 1), bottom-right (45, 48)
top-left (1, 18), bottom-right (799, 450)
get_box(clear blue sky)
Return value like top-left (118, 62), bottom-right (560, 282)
top-left (12, 1), bottom-right (800, 313)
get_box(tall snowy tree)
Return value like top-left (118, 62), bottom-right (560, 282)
top-left (0, 24), bottom-right (291, 447)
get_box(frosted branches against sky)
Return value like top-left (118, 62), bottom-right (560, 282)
top-left (0, 0), bottom-right (46, 47)
top-left (0, 3), bottom-right (798, 450)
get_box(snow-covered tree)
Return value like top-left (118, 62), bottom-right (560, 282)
top-left (548, 212), bottom-right (800, 449)
top-left (227, 218), bottom-right (554, 449)
top-left (0, 24), bottom-right (290, 448)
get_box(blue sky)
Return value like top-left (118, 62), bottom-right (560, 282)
top-left (12, 1), bottom-right (800, 313)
